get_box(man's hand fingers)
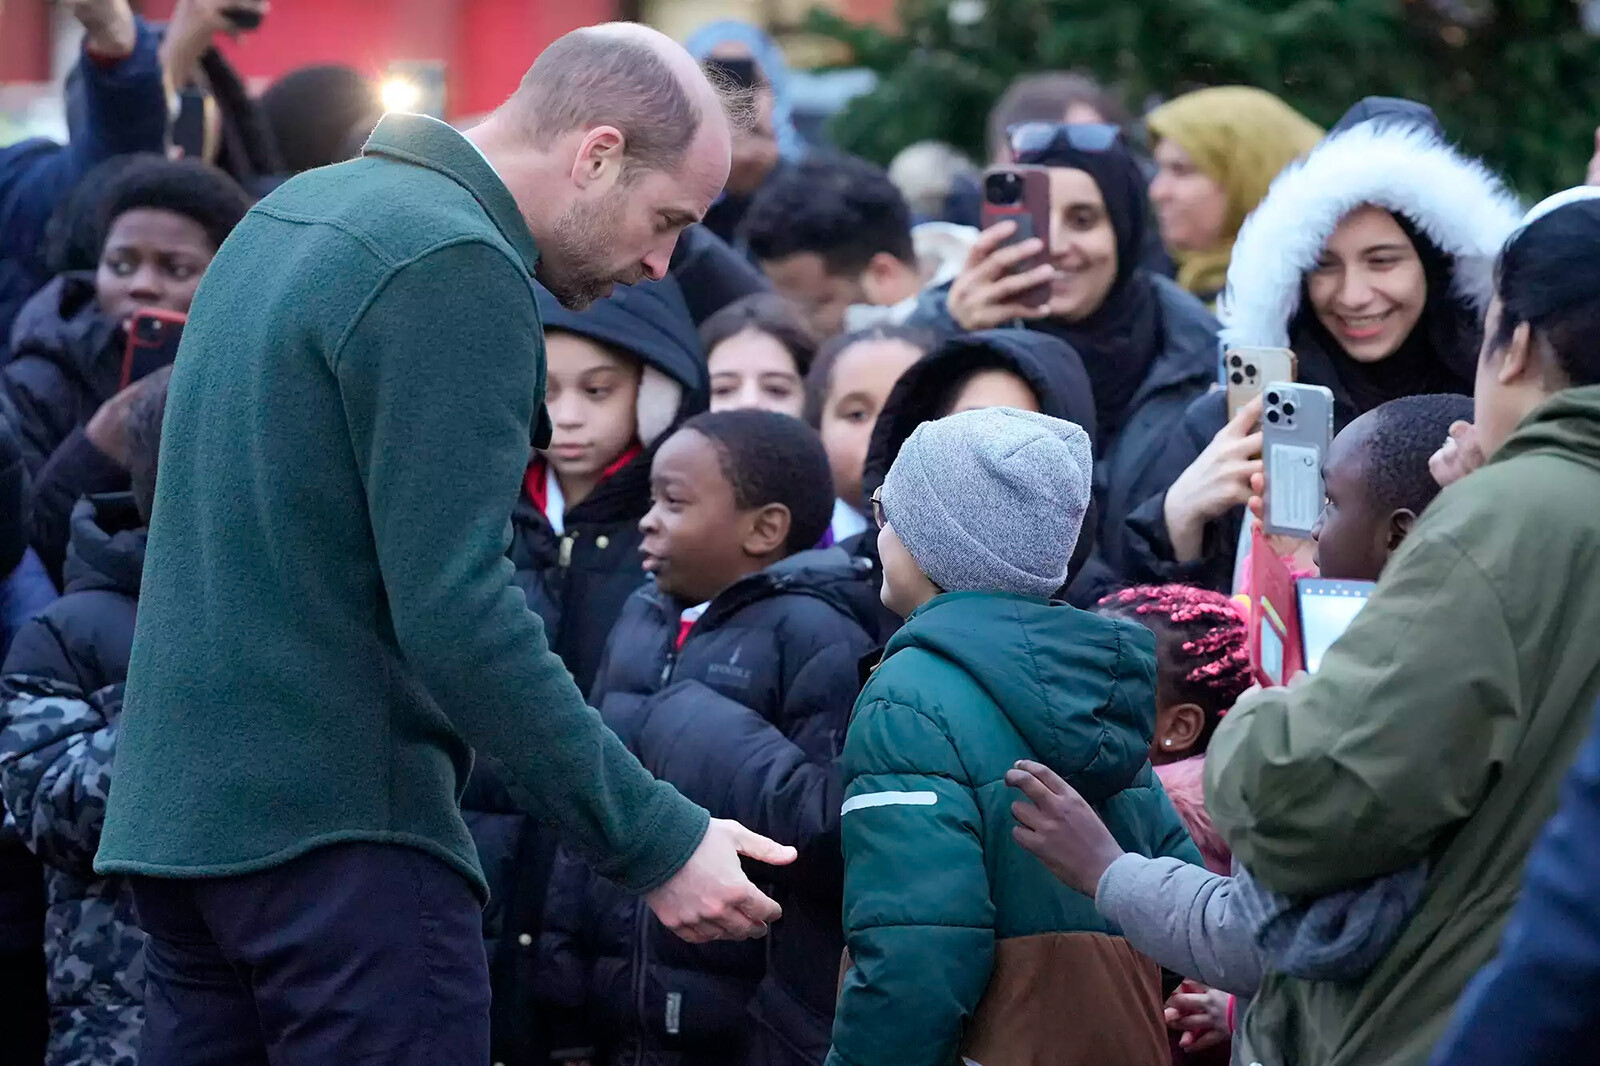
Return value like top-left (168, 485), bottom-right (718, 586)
top-left (1010, 797), bottom-right (1045, 832)
top-left (730, 882), bottom-right (782, 927)
top-left (1004, 767), bottom-right (1059, 810)
top-left (729, 822), bottom-right (796, 866)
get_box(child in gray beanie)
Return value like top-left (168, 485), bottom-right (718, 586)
top-left (832, 406), bottom-right (1200, 1066)
top-left (875, 406), bottom-right (1094, 608)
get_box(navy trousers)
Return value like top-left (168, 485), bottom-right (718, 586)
top-left (131, 842), bottom-right (491, 1066)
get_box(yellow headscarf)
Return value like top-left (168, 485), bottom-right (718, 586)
top-left (1146, 87), bottom-right (1324, 305)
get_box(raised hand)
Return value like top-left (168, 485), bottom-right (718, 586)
top-left (1006, 759), bottom-right (1125, 898)
top-left (946, 221), bottom-right (1056, 332)
top-left (1163, 396), bottom-right (1265, 562)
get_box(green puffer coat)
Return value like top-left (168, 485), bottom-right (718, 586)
top-left (828, 592), bottom-right (1201, 1066)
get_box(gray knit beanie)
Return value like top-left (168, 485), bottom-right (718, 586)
top-left (881, 407), bottom-right (1093, 599)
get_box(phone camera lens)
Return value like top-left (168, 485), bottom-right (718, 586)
top-left (1266, 410), bottom-right (1281, 424)
top-left (984, 172), bottom-right (1024, 206)
top-left (1282, 401), bottom-right (1296, 417)
top-left (1244, 364), bottom-right (1257, 378)
top-left (1229, 355), bottom-right (1242, 368)
top-left (1230, 372), bottom-right (1244, 385)
top-left (1265, 391), bottom-right (1280, 406)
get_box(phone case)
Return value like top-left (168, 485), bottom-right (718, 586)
top-left (121, 309), bottom-right (187, 391)
top-left (1248, 524), bottom-right (1303, 686)
top-left (981, 166), bottom-right (1053, 308)
top-left (1226, 347), bottom-right (1298, 421)
top-left (1261, 382), bottom-right (1335, 539)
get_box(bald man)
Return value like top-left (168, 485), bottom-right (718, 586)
top-left (95, 24), bottom-right (791, 1065)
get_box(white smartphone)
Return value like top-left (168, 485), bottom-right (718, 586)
top-left (1226, 347), bottom-right (1298, 421)
top-left (1262, 382), bottom-right (1335, 539)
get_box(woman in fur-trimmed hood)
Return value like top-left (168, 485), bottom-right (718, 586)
top-left (1118, 100), bottom-right (1526, 593)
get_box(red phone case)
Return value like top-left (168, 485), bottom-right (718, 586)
top-left (980, 166), bottom-right (1052, 308)
top-left (1248, 523), bottom-right (1304, 687)
top-left (121, 308), bottom-right (188, 391)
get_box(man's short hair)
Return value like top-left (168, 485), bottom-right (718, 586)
top-left (517, 28), bottom-right (701, 174)
top-left (741, 153), bottom-right (915, 276)
top-left (1361, 393), bottom-right (1475, 514)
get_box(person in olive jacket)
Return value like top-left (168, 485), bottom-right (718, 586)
top-left (830, 407), bottom-right (1198, 1066)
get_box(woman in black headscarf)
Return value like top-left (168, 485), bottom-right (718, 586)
top-left (910, 123), bottom-right (1220, 600)
top-left (1120, 100), bottom-right (1524, 593)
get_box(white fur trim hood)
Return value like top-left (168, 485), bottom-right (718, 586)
top-left (1219, 122), bottom-right (1524, 350)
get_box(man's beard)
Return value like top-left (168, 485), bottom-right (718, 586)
top-left (537, 189), bottom-right (644, 310)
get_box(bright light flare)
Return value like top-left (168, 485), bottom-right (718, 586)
top-left (381, 77), bottom-right (422, 113)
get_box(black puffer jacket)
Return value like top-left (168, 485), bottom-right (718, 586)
top-left (859, 329), bottom-right (1107, 605)
top-left (472, 278), bottom-right (706, 1066)
top-left (668, 224), bottom-right (770, 327)
top-left (508, 277), bottom-right (708, 698)
top-left (539, 551), bottom-right (879, 1066)
top-left (3, 493), bottom-right (142, 691)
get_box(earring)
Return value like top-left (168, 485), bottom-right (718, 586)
top-left (1163, 739), bottom-right (1173, 747)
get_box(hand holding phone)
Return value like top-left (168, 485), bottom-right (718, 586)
top-left (949, 167), bottom-right (1055, 331)
top-left (1261, 383), bottom-right (1335, 539)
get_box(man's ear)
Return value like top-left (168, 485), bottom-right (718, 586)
top-left (1386, 508), bottom-right (1417, 552)
top-left (571, 125), bottom-right (625, 189)
top-left (859, 252), bottom-right (918, 306)
top-left (744, 503), bottom-right (792, 558)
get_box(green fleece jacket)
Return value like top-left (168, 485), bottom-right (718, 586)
top-left (829, 592), bottom-right (1200, 1066)
top-left (94, 114), bottom-right (709, 898)
top-left (1208, 384), bottom-right (1600, 1066)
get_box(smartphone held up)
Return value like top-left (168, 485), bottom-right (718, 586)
top-left (1261, 382), bottom-right (1334, 540)
top-left (980, 166), bottom-right (1053, 309)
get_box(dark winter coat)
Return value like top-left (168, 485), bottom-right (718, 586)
top-left (1428, 696), bottom-right (1600, 1066)
top-left (476, 278), bottom-right (705, 1066)
top-left (0, 677), bottom-right (142, 1066)
top-left (539, 551), bottom-right (879, 1066)
top-left (4, 494), bottom-right (142, 693)
top-left (1117, 117), bottom-right (1523, 593)
top-left (858, 329), bottom-right (1103, 605)
top-left (0, 275), bottom-right (133, 582)
top-left (508, 277), bottom-right (707, 699)
top-left (904, 278), bottom-right (1217, 601)
top-left (0, 19), bottom-right (167, 348)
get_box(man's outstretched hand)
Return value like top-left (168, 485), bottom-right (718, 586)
top-left (646, 818), bottom-right (796, 944)
top-left (1007, 760), bottom-right (1126, 898)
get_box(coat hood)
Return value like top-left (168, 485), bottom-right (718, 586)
top-left (5, 274), bottom-right (120, 390)
top-left (887, 592), bottom-right (1158, 803)
top-left (1328, 96), bottom-right (1444, 138)
top-left (536, 277), bottom-right (709, 448)
top-left (1491, 383), bottom-right (1600, 475)
top-left (1220, 121), bottom-right (1523, 351)
top-left (862, 329), bottom-right (1097, 497)
top-left (62, 493), bottom-right (146, 598)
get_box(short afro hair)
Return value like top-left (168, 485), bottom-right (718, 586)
top-left (699, 293), bottom-right (820, 376)
top-left (98, 156), bottom-right (252, 257)
top-left (1359, 393), bottom-right (1475, 514)
top-left (741, 153), bottom-right (915, 277)
top-left (681, 410), bottom-right (834, 554)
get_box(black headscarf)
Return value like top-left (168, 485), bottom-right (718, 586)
top-left (1290, 214), bottom-right (1479, 428)
top-left (1014, 136), bottom-right (1163, 442)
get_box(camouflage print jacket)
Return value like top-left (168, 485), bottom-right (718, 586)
top-left (0, 677), bottom-right (141, 1066)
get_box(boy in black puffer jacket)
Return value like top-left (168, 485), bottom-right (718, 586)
top-left (538, 411), bottom-right (877, 1066)
top-left (466, 279), bottom-right (707, 1066)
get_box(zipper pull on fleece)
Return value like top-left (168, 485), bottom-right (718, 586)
top-left (558, 533), bottom-right (575, 568)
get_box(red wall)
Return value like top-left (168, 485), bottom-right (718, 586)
top-left (3, 0), bottom-right (618, 119)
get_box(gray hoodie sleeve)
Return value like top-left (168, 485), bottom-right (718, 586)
top-left (1095, 854), bottom-right (1264, 996)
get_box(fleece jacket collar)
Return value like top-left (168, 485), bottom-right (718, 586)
top-left (363, 113), bottom-right (540, 275)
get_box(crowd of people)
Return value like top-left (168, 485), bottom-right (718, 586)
top-left (1, 3), bottom-right (1599, 1066)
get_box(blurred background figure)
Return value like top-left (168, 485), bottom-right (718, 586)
top-left (888, 140), bottom-right (980, 228)
top-left (985, 71), bottom-right (1130, 166)
top-left (257, 63), bottom-right (380, 174)
top-left (1145, 87), bottom-right (1323, 307)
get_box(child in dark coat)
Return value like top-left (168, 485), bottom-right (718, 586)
top-left (0, 366), bottom-right (172, 1066)
top-left (539, 411), bottom-right (877, 1066)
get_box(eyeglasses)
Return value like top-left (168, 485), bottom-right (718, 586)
top-left (871, 486), bottom-right (886, 530)
top-left (1006, 122), bottom-right (1124, 161)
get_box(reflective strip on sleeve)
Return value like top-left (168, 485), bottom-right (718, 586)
top-left (841, 790), bottom-right (939, 815)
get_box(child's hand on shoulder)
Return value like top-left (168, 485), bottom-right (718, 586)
top-left (1005, 760), bottom-right (1125, 897)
